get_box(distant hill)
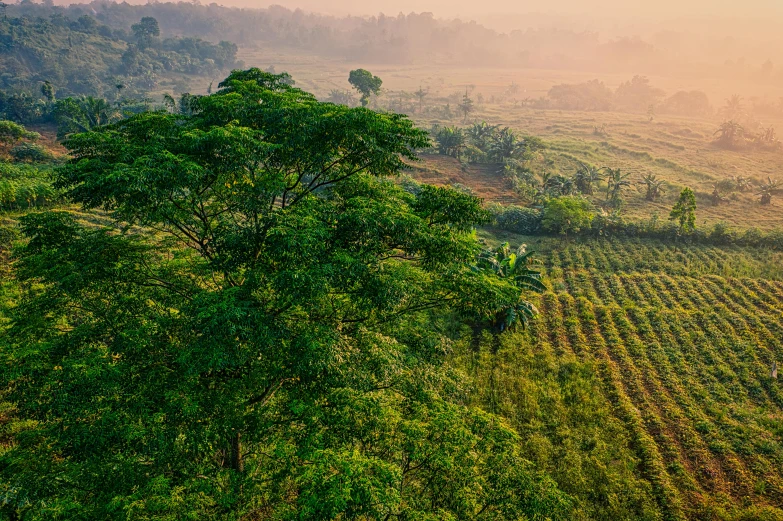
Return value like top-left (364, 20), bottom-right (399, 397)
top-left (0, 12), bottom-right (239, 98)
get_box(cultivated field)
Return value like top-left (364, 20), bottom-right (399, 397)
top-left (455, 234), bottom-right (783, 520)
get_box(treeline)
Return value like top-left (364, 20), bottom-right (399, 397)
top-left (0, 11), bottom-right (238, 98)
top-left (541, 76), bottom-right (711, 116)
top-left (6, 0), bottom-right (782, 80)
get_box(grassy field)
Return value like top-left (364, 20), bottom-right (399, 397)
top-left (422, 108), bottom-right (783, 230)
top-left (453, 233), bottom-right (783, 520)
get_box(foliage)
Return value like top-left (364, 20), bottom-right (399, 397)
top-left (714, 120), bottom-right (745, 149)
top-left (669, 187), bottom-right (697, 234)
top-left (613, 76), bottom-right (665, 112)
top-left (10, 142), bottom-right (53, 163)
top-left (348, 68), bottom-right (383, 107)
top-left (0, 13), bottom-right (238, 100)
top-left (640, 173), bottom-right (666, 201)
top-left (0, 120), bottom-right (39, 147)
top-left (458, 89), bottom-right (474, 122)
top-left (0, 69), bottom-right (569, 520)
top-left (0, 162), bottom-right (57, 209)
top-left (542, 196), bottom-right (595, 235)
top-left (604, 167), bottom-right (632, 205)
top-left (756, 177), bottom-right (781, 205)
top-left (474, 242), bottom-right (546, 332)
top-left (491, 205), bottom-right (543, 234)
top-left (131, 15), bottom-right (159, 48)
top-left (574, 164), bottom-right (603, 195)
top-left (434, 125), bottom-right (467, 160)
top-left (52, 96), bottom-right (123, 139)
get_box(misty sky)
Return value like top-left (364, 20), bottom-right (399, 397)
top-left (246, 0), bottom-right (783, 18)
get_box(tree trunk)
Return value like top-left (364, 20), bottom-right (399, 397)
top-left (229, 432), bottom-right (243, 473)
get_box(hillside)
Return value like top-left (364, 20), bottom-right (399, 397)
top-left (0, 14), bottom-right (238, 98)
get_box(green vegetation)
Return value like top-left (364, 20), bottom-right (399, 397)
top-left (0, 163), bottom-right (57, 211)
top-left (0, 12), bottom-right (238, 99)
top-left (348, 68), bottom-right (383, 107)
top-left (2, 3), bottom-right (783, 519)
top-left (0, 69), bottom-right (568, 520)
top-left (542, 196), bottom-right (595, 235)
top-left (670, 187), bottom-right (697, 234)
top-left (461, 234), bottom-right (783, 520)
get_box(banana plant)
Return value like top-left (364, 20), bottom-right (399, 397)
top-left (474, 242), bottom-right (546, 332)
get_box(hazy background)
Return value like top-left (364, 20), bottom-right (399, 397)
top-left (244, 0), bottom-right (783, 20)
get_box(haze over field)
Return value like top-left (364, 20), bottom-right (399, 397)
top-left (205, 0), bottom-right (783, 18)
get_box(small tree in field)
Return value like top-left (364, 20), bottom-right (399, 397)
top-left (348, 69), bottom-right (382, 107)
top-left (757, 177), bottom-right (781, 205)
top-left (459, 89), bottom-right (475, 122)
top-left (542, 196), bottom-right (595, 236)
top-left (414, 85), bottom-right (428, 113)
top-left (669, 187), bottom-right (697, 234)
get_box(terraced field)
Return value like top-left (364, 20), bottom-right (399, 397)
top-left (456, 235), bottom-right (783, 520)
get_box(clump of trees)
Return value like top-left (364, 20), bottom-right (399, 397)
top-left (0, 13), bottom-right (239, 99)
top-left (433, 122), bottom-right (543, 165)
top-left (542, 195), bottom-right (595, 236)
top-left (0, 120), bottom-right (39, 151)
top-left (714, 120), bottom-right (781, 150)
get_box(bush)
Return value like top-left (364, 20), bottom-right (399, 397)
top-left (0, 163), bottom-right (57, 209)
top-left (493, 205), bottom-right (543, 234)
top-left (10, 142), bottom-right (53, 163)
top-left (542, 196), bottom-right (594, 235)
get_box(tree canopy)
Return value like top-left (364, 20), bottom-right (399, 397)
top-left (669, 187), bottom-right (697, 234)
top-left (0, 68), bottom-right (568, 520)
top-left (348, 68), bottom-right (383, 107)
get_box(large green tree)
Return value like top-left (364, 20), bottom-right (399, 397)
top-left (0, 69), bottom-right (568, 520)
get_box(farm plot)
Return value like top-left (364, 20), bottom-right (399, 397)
top-left (454, 235), bottom-right (783, 520)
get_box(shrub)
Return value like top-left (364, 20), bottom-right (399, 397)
top-left (542, 196), bottom-right (594, 235)
top-left (494, 205), bottom-right (543, 234)
top-left (10, 142), bottom-right (53, 163)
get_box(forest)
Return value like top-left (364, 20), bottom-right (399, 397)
top-left (1, 1), bottom-right (783, 520)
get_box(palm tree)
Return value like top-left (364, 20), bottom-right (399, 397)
top-left (640, 174), bottom-right (666, 201)
top-left (714, 120), bottom-right (745, 148)
top-left (475, 242), bottom-right (545, 332)
top-left (732, 175), bottom-right (753, 192)
top-left (573, 164), bottom-right (603, 195)
top-left (458, 89), bottom-right (474, 123)
top-left (721, 94), bottom-right (746, 121)
top-left (757, 177), bottom-right (781, 205)
top-left (414, 85), bottom-right (428, 113)
top-left (544, 174), bottom-right (577, 196)
top-left (53, 96), bottom-right (123, 139)
top-left (604, 168), bottom-right (632, 204)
